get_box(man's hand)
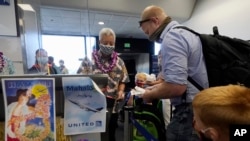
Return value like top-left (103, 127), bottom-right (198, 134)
top-left (140, 89), bottom-right (153, 103)
top-left (130, 86), bottom-right (146, 96)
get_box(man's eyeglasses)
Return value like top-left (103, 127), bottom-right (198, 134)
top-left (138, 19), bottom-right (151, 27)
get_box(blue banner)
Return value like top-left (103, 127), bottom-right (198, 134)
top-left (0, 0), bottom-right (10, 5)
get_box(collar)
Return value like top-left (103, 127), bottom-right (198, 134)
top-left (159, 21), bottom-right (180, 43)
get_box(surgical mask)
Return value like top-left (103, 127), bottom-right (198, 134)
top-left (37, 57), bottom-right (48, 64)
top-left (99, 44), bottom-right (115, 55)
top-left (136, 82), bottom-right (145, 88)
top-left (198, 128), bottom-right (213, 141)
top-left (59, 63), bottom-right (64, 66)
top-left (135, 79), bottom-right (147, 88)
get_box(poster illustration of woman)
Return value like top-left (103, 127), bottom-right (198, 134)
top-left (2, 78), bottom-right (56, 141)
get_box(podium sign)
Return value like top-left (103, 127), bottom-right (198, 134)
top-left (62, 77), bottom-right (106, 135)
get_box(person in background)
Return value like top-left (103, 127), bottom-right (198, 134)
top-left (77, 56), bottom-right (92, 74)
top-left (48, 56), bottom-right (59, 74)
top-left (58, 59), bottom-right (69, 74)
top-left (192, 85), bottom-right (250, 141)
top-left (139, 5), bottom-right (208, 141)
top-left (126, 72), bottom-right (155, 105)
top-left (28, 48), bottom-right (51, 74)
top-left (0, 52), bottom-right (15, 75)
top-left (134, 72), bottom-right (155, 88)
top-left (91, 27), bottom-right (130, 141)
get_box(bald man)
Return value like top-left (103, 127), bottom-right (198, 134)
top-left (139, 5), bottom-right (208, 141)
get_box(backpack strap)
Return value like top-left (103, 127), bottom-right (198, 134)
top-left (174, 26), bottom-right (200, 35)
top-left (179, 77), bottom-right (204, 108)
top-left (187, 77), bottom-right (204, 91)
top-left (181, 77), bottom-right (204, 103)
top-left (174, 26), bottom-right (206, 91)
top-left (175, 25), bottom-right (219, 37)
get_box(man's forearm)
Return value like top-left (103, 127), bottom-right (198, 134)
top-left (143, 82), bottom-right (186, 101)
top-left (118, 83), bottom-right (125, 92)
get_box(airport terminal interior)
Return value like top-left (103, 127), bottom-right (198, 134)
top-left (1, 0), bottom-right (250, 140)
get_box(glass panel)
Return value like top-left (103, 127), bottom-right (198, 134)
top-left (154, 42), bottom-right (161, 55)
top-left (42, 35), bottom-right (85, 74)
top-left (85, 36), bottom-right (96, 60)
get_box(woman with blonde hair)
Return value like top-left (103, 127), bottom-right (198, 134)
top-left (192, 85), bottom-right (250, 141)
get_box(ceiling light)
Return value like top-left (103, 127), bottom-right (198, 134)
top-left (18, 4), bottom-right (35, 12)
top-left (98, 21), bottom-right (104, 25)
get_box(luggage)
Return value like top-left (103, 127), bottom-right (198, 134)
top-left (122, 93), bottom-right (166, 141)
top-left (132, 98), bottom-right (166, 141)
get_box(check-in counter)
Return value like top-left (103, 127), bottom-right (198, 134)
top-left (0, 74), bottom-right (108, 141)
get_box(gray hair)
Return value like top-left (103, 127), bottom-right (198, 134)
top-left (99, 28), bottom-right (116, 41)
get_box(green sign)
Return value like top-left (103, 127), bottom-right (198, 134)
top-left (124, 43), bottom-right (130, 48)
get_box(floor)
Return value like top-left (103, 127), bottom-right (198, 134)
top-left (101, 119), bottom-right (125, 141)
top-left (116, 121), bottom-right (125, 140)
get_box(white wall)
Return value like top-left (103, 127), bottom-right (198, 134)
top-left (183, 0), bottom-right (250, 40)
top-left (0, 1), bottom-right (23, 74)
top-left (0, 0), bottom-right (17, 36)
top-left (0, 37), bottom-right (23, 74)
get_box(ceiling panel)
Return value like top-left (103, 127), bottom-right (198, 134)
top-left (40, 0), bottom-right (197, 38)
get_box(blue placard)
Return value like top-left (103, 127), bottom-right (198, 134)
top-left (0, 0), bottom-right (10, 5)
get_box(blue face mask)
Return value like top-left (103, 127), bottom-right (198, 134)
top-left (37, 57), bottom-right (48, 64)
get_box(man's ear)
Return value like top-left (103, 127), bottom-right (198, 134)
top-left (151, 17), bottom-right (160, 25)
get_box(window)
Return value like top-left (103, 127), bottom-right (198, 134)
top-left (85, 36), bottom-right (96, 61)
top-left (42, 35), bottom-right (86, 74)
top-left (154, 42), bottom-right (161, 55)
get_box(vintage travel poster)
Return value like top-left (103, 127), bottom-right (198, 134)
top-left (2, 78), bottom-right (56, 141)
top-left (62, 77), bottom-right (106, 135)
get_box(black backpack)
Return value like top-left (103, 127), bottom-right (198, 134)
top-left (177, 26), bottom-right (250, 89)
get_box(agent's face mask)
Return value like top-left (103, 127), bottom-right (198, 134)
top-left (99, 44), bottom-right (115, 55)
top-left (37, 57), bottom-right (48, 64)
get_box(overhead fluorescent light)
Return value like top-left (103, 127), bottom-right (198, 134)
top-left (98, 21), bottom-right (104, 25)
top-left (18, 4), bottom-right (35, 12)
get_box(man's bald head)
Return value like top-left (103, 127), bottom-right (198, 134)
top-left (141, 5), bottom-right (167, 22)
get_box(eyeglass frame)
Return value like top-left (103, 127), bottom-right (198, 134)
top-left (138, 18), bottom-right (151, 27)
